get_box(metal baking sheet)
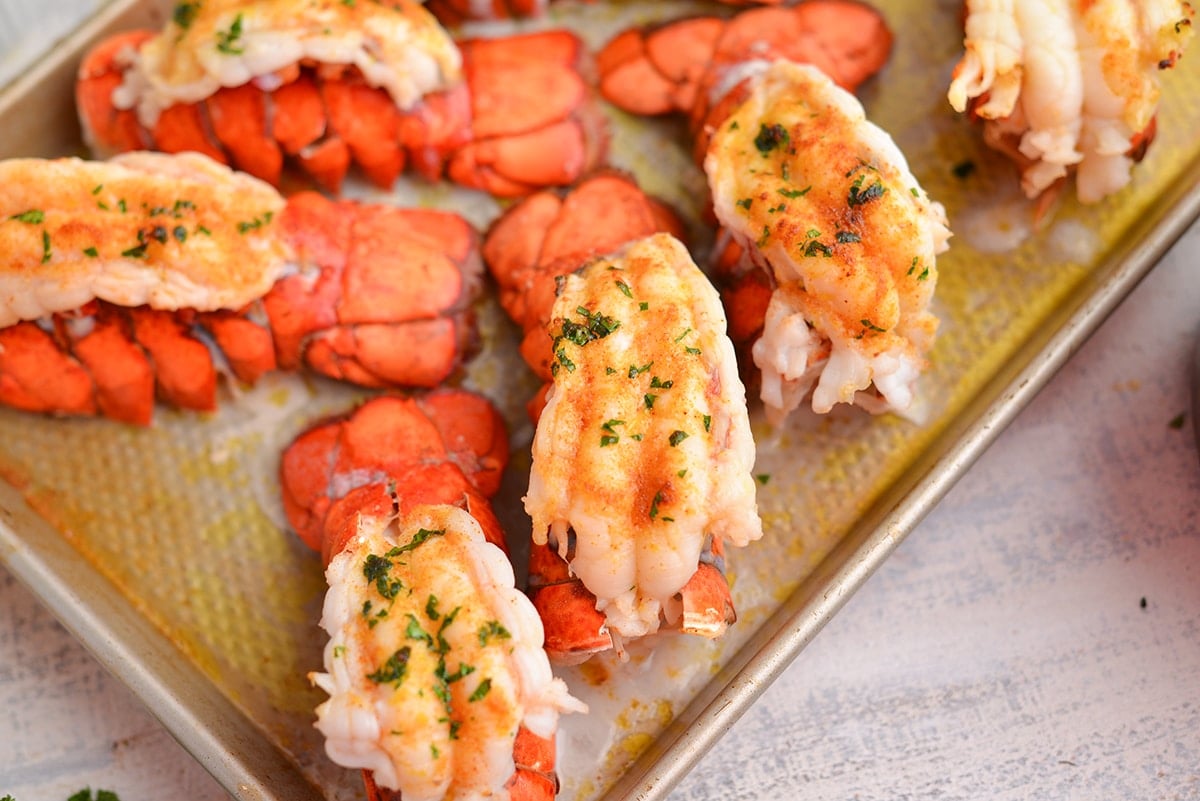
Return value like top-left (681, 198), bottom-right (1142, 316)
top-left (2, 1), bottom-right (1199, 800)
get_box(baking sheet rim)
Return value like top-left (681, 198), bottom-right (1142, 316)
top-left (1, 1), bottom-right (1199, 798)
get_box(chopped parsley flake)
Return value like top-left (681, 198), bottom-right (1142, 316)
top-left (736, 198), bottom-right (753, 210)
top-left (615, 279), bottom-right (632, 298)
top-left (804, 239), bottom-right (832, 258)
top-left (908, 256), bottom-right (919, 276)
top-left (758, 225), bottom-right (771, 247)
top-left (363, 553), bottom-right (402, 600)
top-left (644, 394), bottom-right (657, 409)
top-left (778, 186), bottom-right (811, 199)
top-left (83, 246), bottom-right (99, 258)
top-left (173, 1), bottom-right (200, 30)
top-left (553, 348), bottom-right (576, 375)
top-left (628, 361), bottom-right (653, 378)
top-left (147, 199), bottom-right (196, 218)
top-left (848, 174), bottom-right (887, 207)
top-left (478, 620), bottom-right (511, 646)
top-left (387, 527), bottom-right (446, 556)
top-left (703, 414), bottom-right (711, 432)
top-left (426, 594), bottom-right (441, 621)
top-left (756, 474), bottom-right (771, 485)
top-left (649, 376), bottom-right (673, 389)
top-left (649, 490), bottom-right (665, 520)
top-left (600, 434), bottom-right (620, 447)
top-left (469, 678), bottom-right (493, 702)
top-left (674, 328), bottom-right (692, 343)
top-left (639, 301), bottom-right (649, 311)
top-left (684, 346), bottom-right (701, 355)
top-left (41, 231), bottom-right (51, 264)
top-left (560, 306), bottom-right (620, 347)
top-left (754, 123), bottom-right (790, 155)
top-left (216, 12), bottom-right (246, 54)
top-left (237, 210), bottom-right (274, 233)
top-left (367, 647), bottom-right (412, 686)
top-left (860, 319), bottom-right (887, 333)
top-left (668, 430), bottom-right (689, 447)
top-left (1168, 412), bottom-right (1186, 429)
top-left (406, 614), bottom-right (433, 645)
top-left (835, 230), bottom-right (861, 244)
top-left (333, 645), bottom-right (346, 658)
top-left (9, 209), bottom-right (43, 224)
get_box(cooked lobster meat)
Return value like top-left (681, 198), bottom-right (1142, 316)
top-left (705, 60), bottom-right (952, 422)
top-left (947, 0), bottom-right (1195, 204)
top-left (523, 233), bottom-right (763, 662)
top-left (0, 151), bottom-right (481, 424)
top-left (484, 185), bottom-right (761, 662)
top-left (280, 390), bottom-right (585, 800)
top-left (76, 0), bottom-right (605, 196)
top-left (596, 2), bottom-right (952, 422)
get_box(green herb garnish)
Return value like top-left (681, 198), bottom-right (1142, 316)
top-left (469, 678), bottom-right (493, 702)
top-left (649, 490), bottom-right (667, 521)
top-left (754, 123), bottom-right (789, 155)
top-left (367, 647), bottom-right (412, 686)
top-left (173, 2), bottom-right (200, 30)
top-left (363, 553), bottom-right (402, 600)
top-left (386, 527), bottom-right (446, 556)
top-left (478, 620), bottom-right (511, 646)
top-left (8, 209), bottom-right (43, 224)
top-left (860, 319), bottom-right (887, 333)
top-left (215, 12), bottom-right (246, 54)
top-left (848, 174), bottom-right (886, 207)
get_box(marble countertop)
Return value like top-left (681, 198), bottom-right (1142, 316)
top-left (1, 6), bottom-right (1199, 801)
